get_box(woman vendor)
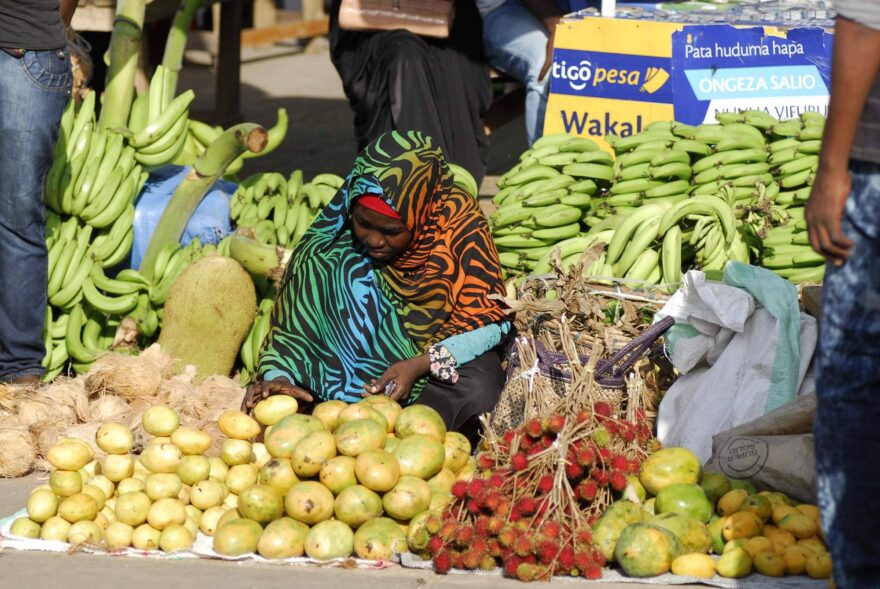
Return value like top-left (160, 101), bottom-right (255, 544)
top-left (242, 131), bottom-right (510, 444)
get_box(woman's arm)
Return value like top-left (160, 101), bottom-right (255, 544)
top-left (429, 321), bottom-right (511, 383)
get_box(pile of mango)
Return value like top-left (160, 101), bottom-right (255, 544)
top-left (593, 447), bottom-right (832, 581)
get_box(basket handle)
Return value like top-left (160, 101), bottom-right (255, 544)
top-left (595, 316), bottom-right (675, 386)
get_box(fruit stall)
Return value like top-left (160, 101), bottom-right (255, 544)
top-left (0, 0), bottom-right (834, 586)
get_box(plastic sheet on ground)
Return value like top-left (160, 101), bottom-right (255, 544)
top-left (0, 510), bottom-right (395, 570)
top-left (399, 551), bottom-right (826, 588)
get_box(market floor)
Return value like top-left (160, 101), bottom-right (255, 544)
top-left (0, 474), bottom-right (706, 589)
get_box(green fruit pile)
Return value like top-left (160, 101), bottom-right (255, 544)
top-left (490, 110), bottom-right (827, 286)
top-left (8, 399), bottom-right (472, 562)
top-left (595, 446), bottom-right (833, 581)
top-left (231, 171), bottom-right (343, 247)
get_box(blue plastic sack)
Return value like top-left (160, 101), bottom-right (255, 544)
top-left (130, 165), bottom-right (236, 271)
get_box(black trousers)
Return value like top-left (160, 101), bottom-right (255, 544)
top-left (415, 349), bottom-right (505, 448)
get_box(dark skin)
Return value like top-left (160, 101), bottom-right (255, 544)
top-left (806, 16), bottom-right (880, 266)
top-left (242, 200), bottom-right (430, 412)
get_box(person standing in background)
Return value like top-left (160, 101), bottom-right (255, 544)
top-left (478, 0), bottom-right (565, 146)
top-left (805, 1), bottom-right (880, 586)
top-left (327, 0), bottom-right (492, 188)
top-left (0, 0), bottom-right (75, 385)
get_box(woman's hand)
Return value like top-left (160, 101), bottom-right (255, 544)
top-left (364, 355), bottom-right (431, 403)
top-left (241, 377), bottom-right (314, 413)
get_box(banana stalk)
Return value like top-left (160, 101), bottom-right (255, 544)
top-left (161, 0), bottom-right (205, 105)
top-left (228, 234), bottom-right (293, 284)
top-left (98, 0), bottom-right (147, 131)
top-left (140, 123), bottom-right (268, 279)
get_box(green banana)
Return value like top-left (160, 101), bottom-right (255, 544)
top-left (774, 155), bottom-right (819, 177)
top-left (502, 165), bottom-right (560, 187)
top-left (128, 90), bottom-right (195, 148)
top-left (604, 192), bottom-right (643, 208)
top-left (493, 234), bottom-right (555, 249)
top-left (100, 227), bottom-right (135, 269)
top-left (136, 109), bottom-right (189, 156)
top-left (532, 204), bottom-right (582, 228)
top-left (538, 152), bottom-right (578, 167)
top-left (623, 248), bottom-right (660, 283)
top-left (65, 305), bottom-right (97, 364)
top-left (616, 162), bottom-right (651, 182)
top-left (675, 140), bottom-right (714, 155)
top-left (778, 168), bottom-right (816, 189)
top-left (659, 195), bottom-right (736, 245)
top-left (661, 225), bottom-right (683, 287)
top-left (606, 203), bottom-right (670, 264)
top-left (89, 264), bottom-right (142, 295)
top-left (651, 150), bottom-right (690, 167)
top-left (87, 173), bottom-right (136, 229)
top-left (721, 122), bottom-right (766, 142)
top-left (574, 150), bottom-right (614, 165)
top-left (133, 124), bottom-right (188, 167)
top-left (644, 180), bottom-right (691, 199)
top-left (522, 188), bottom-right (569, 208)
top-left (616, 149), bottom-right (663, 169)
top-left (558, 137), bottom-right (599, 152)
top-left (648, 162), bottom-right (691, 180)
top-left (609, 178), bottom-right (664, 195)
top-left (490, 203), bottom-right (533, 229)
top-left (532, 222), bottom-right (581, 240)
top-left (562, 163), bottom-right (614, 181)
top-left (560, 192), bottom-right (592, 208)
top-left (50, 255), bottom-right (93, 311)
top-left (613, 217), bottom-right (662, 276)
top-left (81, 276), bottom-right (139, 315)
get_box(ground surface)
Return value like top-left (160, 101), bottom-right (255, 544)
top-left (0, 46), bottom-right (706, 589)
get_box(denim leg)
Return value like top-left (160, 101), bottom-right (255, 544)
top-left (814, 168), bottom-right (880, 588)
top-left (482, 0), bottom-right (551, 145)
top-left (0, 47), bottom-right (71, 382)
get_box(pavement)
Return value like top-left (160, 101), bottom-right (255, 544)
top-left (0, 46), bottom-right (703, 589)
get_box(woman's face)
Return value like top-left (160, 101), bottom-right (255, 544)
top-left (351, 201), bottom-right (412, 263)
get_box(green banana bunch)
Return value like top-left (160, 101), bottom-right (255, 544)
top-left (126, 67), bottom-right (194, 169)
top-left (239, 296), bottom-right (276, 385)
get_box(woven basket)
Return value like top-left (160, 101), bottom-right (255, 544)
top-left (489, 267), bottom-right (674, 437)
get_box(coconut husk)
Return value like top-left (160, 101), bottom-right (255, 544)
top-left (63, 422), bottom-right (103, 457)
top-left (0, 418), bottom-right (37, 477)
top-left (44, 378), bottom-right (91, 421)
top-left (140, 343), bottom-right (177, 380)
top-left (194, 375), bottom-right (245, 421)
top-left (15, 395), bottom-right (70, 428)
top-left (87, 394), bottom-right (131, 424)
top-left (160, 365), bottom-right (200, 424)
top-left (0, 384), bottom-right (14, 413)
top-left (84, 353), bottom-right (163, 400)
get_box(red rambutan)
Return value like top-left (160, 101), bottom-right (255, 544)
top-left (483, 490), bottom-right (501, 512)
top-left (572, 550), bottom-right (594, 573)
top-left (620, 423), bottom-right (636, 443)
top-left (585, 565), bottom-right (602, 579)
top-left (539, 520), bottom-right (562, 540)
top-left (453, 525), bottom-right (474, 547)
top-left (540, 432), bottom-right (555, 448)
top-left (598, 447), bottom-right (611, 461)
top-left (628, 458), bottom-right (641, 473)
top-left (558, 545), bottom-right (575, 570)
top-left (488, 538), bottom-right (502, 557)
top-left (461, 549), bottom-right (481, 570)
top-left (488, 472), bottom-right (506, 489)
top-left (512, 536), bottom-right (532, 558)
top-left (576, 447), bottom-right (596, 467)
top-left (565, 461), bottom-right (584, 480)
top-left (594, 401), bottom-right (613, 417)
top-left (609, 471), bottom-right (627, 492)
top-left (466, 498), bottom-right (482, 514)
top-left (545, 414), bottom-right (566, 434)
top-left (592, 468), bottom-right (609, 486)
top-left (510, 452), bottom-right (529, 471)
top-left (537, 474), bottom-right (554, 494)
top-left (433, 550), bottom-right (452, 574)
top-left (472, 537), bottom-right (490, 556)
top-left (467, 478), bottom-right (487, 497)
top-left (427, 535), bottom-right (444, 555)
top-left (524, 418), bottom-right (543, 439)
top-left (474, 516), bottom-right (490, 536)
top-left (605, 421), bottom-right (620, 436)
top-left (498, 526), bottom-right (516, 548)
top-left (537, 540), bottom-right (559, 565)
top-left (476, 452), bottom-right (494, 470)
top-left (516, 496), bottom-right (538, 516)
top-left (609, 454), bottom-right (628, 472)
top-left (502, 555), bottom-right (522, 577)
top-left (575, 528), bottom-right (593, 545)
top-left (502, 430), bottom-right (516, 447)
top-left (480, 555), bottom-right (497, 571)
top-left (577, 480), bottom-right (599, 502)
top-left (487, 516), bottom-right (504, 535)
top-left (451, 480), bottom-right (468, 499)
top-left (439, 521), bottom-right (457, 540)
top-left (495, 498), bottom-right (511, 517)
top-left (576, 409), bottom-right (592, 424)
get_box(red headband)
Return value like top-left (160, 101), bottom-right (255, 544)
top-left (355, 195), bottom-right (401, 220)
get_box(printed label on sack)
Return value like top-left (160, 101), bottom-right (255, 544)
top-left (672, 25), bottom-right (834, 124)
top-left (718, 436), bottom-right (770, 479)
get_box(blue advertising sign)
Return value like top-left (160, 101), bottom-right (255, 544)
top-left (671, 26), bottom-right (834, 125)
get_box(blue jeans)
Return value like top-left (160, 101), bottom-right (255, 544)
top-left (482, 0), bottom-right (552, 146)
top-left (0, 47), bottom-right (71, 382)
top-left (815, 162), bottom-right (880, 588)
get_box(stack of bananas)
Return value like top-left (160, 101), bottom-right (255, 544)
top-left (126, 65), bottom-right (196, 169)
top-left (489, 135), bottom-right (601, 275)
top-left (176, 108), bottom-right (289, 177)
top-left (238, 297), bottom-right (276, 385)
top-left (490, 109), bottom-right (827, 287)
top-left (230, 171), bottom-right (343, 247)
